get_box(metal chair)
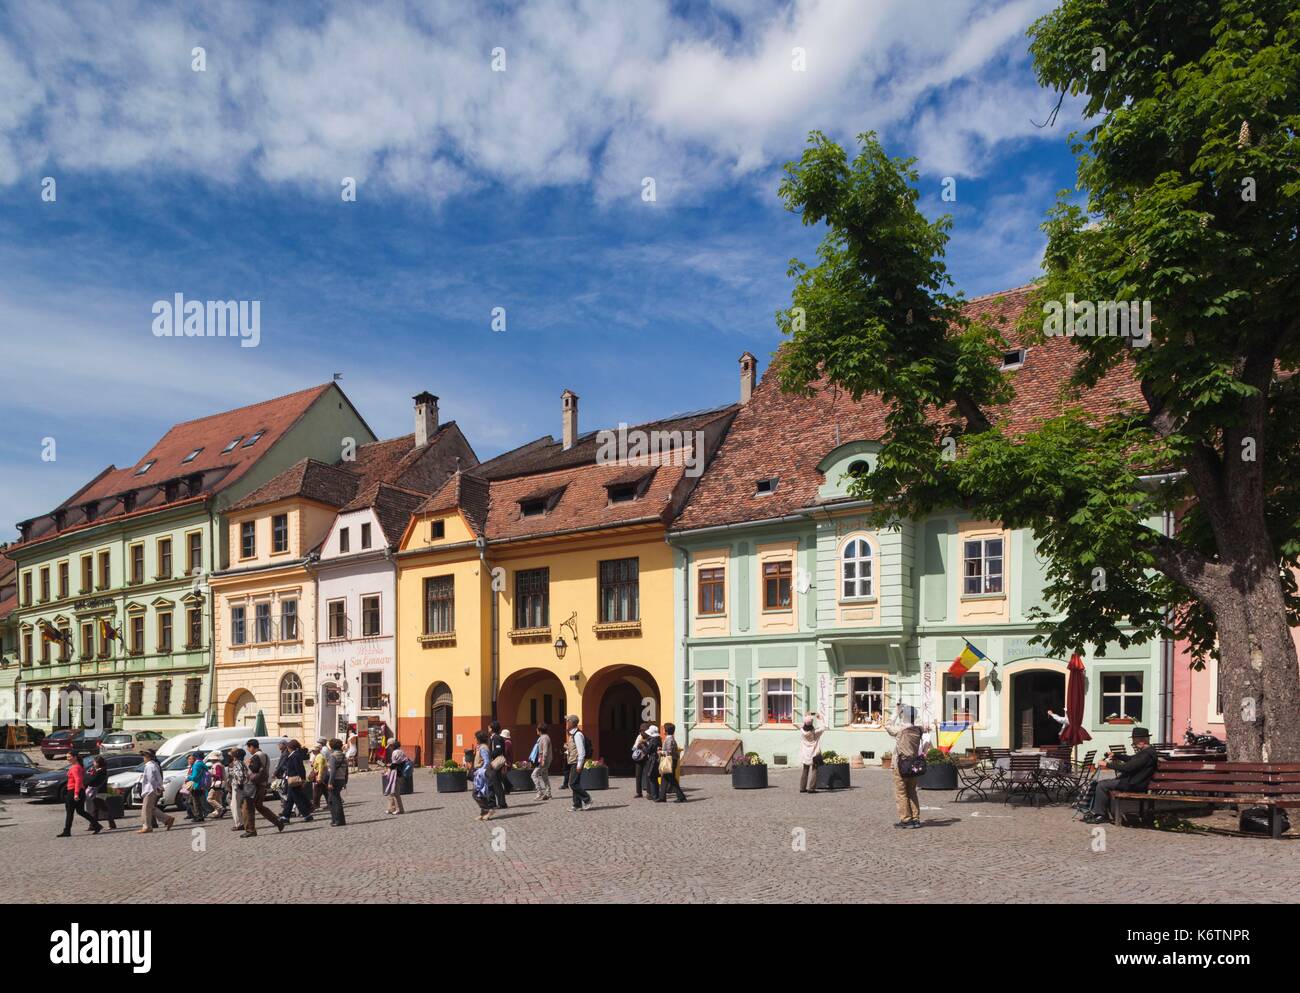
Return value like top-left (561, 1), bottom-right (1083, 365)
top-left (988, 748), bottom-right (1012, 790)
top-left (954, 755), bottom-right (991, 802)
top-left (1004, 753), bottom-right (1051, 806)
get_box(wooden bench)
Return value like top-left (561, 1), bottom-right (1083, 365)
top-left (1111, 762), bottom-right (1300, 838)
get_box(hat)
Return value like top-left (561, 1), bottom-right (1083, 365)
top-left (315, 737), bottom-right (327, 746)
top-left (205, 751), bottom-right (222, 762)
top-left (646, 725), bottom-right (659, 737)
top-left (500, 729), bottom-right (511, 739)
top-left (1131, 726), bottom-right (1151, 739)
top-left (565, 714), bottom-right (579, 724)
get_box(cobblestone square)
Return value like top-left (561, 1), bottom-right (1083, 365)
top-left (4, 765), bottom-right (1296, 904)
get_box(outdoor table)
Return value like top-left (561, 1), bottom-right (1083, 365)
top-left (994, 753), bottom-right (1068, 777)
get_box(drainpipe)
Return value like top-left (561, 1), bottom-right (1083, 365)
top-left (670, 534), bottom-right (689, 743)
top-left (479, 538), bottom-right (498, 720)
top-left (1161, 509), bottom-right (1176, 743)
top-left (204, 502), bottom-right (218, 728)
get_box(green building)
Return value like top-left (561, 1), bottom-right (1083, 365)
top-left (670, 289), bottom-right (1170, 765)
top-left (7, 383), bottom-right (374, 737)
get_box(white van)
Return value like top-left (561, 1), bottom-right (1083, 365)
top-left (157, 726), bottom-right (262, 759)
top-left (112, 735), bottom-right (292, 809)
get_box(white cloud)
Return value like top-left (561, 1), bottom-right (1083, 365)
top-left (0, 0), bottom-right (1064, 204)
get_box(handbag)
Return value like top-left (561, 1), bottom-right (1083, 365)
top-left (287, 775), bottom-right (305, 788)
top-left (898, 754), bottom-right (928, 778)
top-left (239, 782), bottom-right (256, 800)
top-left (658, 753), bottom-right (674, 775)
top-left (489, 755), bottom-right (507, 771)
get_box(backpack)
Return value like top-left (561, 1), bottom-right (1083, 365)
top-left (330, 749), bottom-right (349, 785)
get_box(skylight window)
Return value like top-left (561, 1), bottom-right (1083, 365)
top-left (222, 437), bottom-right (243, 453)
top-left (134, 460), bottom-right (156, 476)
top-left (1001, 348), bottom-right (1027, 370)
top-left (607, 483), bottom-right (638, 504)
top-left (755, 476), bottom-right (779, 496)
top-left (182, 448), bottom-right (203, 463)
top-left (520, 499), bottom-right (547, 518)
top-left (242, 430), bottom-right (266, 448)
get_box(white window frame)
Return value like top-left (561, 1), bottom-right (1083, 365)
top-left (847, 672), bottom-right (888, 727)
top-left (761, 676), bottom-right (797, 727)
top-left (361, 594), bottom-right (381, 637)
top-left (280, 672), bottom-right (304, 717)
top-left (839, 535), bottom-right (875, 601)
top-left (943, 671), bottom-right (983, 726)
top-left (1100, 671), bottom-right (1144, 723)
top-left (697, 678), bottom-right (727, 725)
top-left (962, 537), bottom-right (1004, 596)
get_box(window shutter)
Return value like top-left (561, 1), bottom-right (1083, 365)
top-left (793, 678), bottom-right (808, 722)
top-left (726, 681), bottom-right (739, 730)
top-left (682, 679), bottom-right (696, 726)
top-left (832, 676), bottom-right (849, 728)
top-left (746, 679), bottom-right (761, 729)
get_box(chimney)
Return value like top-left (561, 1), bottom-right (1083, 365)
top-left (739, 352), bottom-right (757, 404)
top-left (561, 390), bottom-right (579, 450)
top-left (413, 392), bottom-right (439, 448)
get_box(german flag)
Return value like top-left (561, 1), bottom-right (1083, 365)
top-left (39, 621), bottom-right (71, 648)
top-left (98, 618), bottom-right (120, 643)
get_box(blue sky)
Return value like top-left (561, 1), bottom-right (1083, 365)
top-left (0, 0), bottom-right (1083, 531)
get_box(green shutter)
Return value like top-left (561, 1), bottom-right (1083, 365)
top-left (682, 679), bottom-right (696, 726)
top-left (832, 676), bottom-right (849, 728)
top-left (746, 679), bottom-right (761, 729)
top-left (726, 681), bottom-right (739, 730)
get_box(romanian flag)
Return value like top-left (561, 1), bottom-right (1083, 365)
top-left (948, 638), bottom-right (987, 676)
top-left (937, 721), bottom-right (970, 754)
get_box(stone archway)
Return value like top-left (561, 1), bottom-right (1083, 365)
top-left (498, 668), bottom-right (569, 773)
top-left (225, 689), bottom-right (258, 728)
top-left (581, 664), bottom-right (660, 775)
top-left (997, 658), bottom-right (1069, 748)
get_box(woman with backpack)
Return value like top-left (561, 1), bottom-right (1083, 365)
top-left (656, 722), bottom-right (687, 803)
top-left (384, 740), bottom-right (410, 815)
top-left (205, 751), bottom-right (226, 818)
top-left (325, 737), bottom-right (349, 826)
top-left (186, 751), bottom-right (213, 822)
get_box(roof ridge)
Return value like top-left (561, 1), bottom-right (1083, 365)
top-left (964, 282), bottom-right (1039, 304)
top-left (162, 382), bottom-right (332, 430)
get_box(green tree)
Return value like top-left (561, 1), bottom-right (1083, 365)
top-left (774, 0), bottom-right (1300, 761)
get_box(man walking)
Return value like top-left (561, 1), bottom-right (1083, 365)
top-left (531, 723), bottom-right (553, 800)
top-left (241, 739), bottom-right (286, 838)
top-left (564, 715), bottom-right (592, 812)
top-left (325, 737), bottom-right (348, 826)
top-left (137, 749), bottom-right (174, 833)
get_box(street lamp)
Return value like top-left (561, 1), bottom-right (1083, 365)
top-left (553, 612), bottom-right (581, 681)
top-left (553, 635), bottom-right (567, 660)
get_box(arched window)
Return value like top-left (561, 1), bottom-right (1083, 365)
top-left (280, 672), bottom-right (303, 716)
top-left (841, 537), bottom-right (873, 599)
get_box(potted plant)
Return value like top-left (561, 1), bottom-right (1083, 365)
top-left (98, 787), bottom-right (126, 822)
top-left (579, 757), bottom-right (609, 790)
top-left (506, 760), bottom-right (535, 792)
top-left (434, 759), bottom-right (467, 793)
top-left (880, 751), bottom-right (893, 770)
top-left (918, 747), bottom-right (958, 790)
top-left (731, 752), bottom-right (768, 790)
top-left (815, 750), bottom-right (851, 790)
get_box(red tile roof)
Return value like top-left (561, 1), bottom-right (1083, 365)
top-left (229, 458), bottom-right (361, 512)
top-left (672, 285), bottom-right (1144, 532)
top-left (12, 383), bottom-right (355, 551)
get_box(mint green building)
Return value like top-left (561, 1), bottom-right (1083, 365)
top-left (7, 384), bottom-right (374, 737)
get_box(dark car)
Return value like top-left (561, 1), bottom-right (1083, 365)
top-left (40, 729), bottom-right (76, 760)
top-left (0, 750), bottom-right (43, 791)
top-left (20, 752), bottom-right (144, 803)
top-left (1, 723), bottom-right (47, 747)
top-left (70, 729), bottom-right (107, 755)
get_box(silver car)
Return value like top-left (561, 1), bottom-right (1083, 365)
top-left (99, 730), bottom-right (166, 755)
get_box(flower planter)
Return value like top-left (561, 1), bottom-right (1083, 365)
top-left (880, 756), bottom-right (893, 770)
top-left (731, 764), bottom-right (768, 789)
top-left (577, 766), bottom-right (609, 790)
top-left (435, 770), bottom-right (467, 793)
top-left (815, 763), bottom-right (851, 790)
top-left (91, 795), bottom-right (126, 821)
top-left (506, 768), bottom-right (535, 792)
top-left (918, 762), bottom-right (957, 790)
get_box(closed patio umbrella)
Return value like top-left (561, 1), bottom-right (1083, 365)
top-left (253, 710), bottom-right (268, 737)
top-left (1059, 653), bottom-right (1092, 759)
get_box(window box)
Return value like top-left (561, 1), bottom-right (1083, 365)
top-left (507, 627), bottom-right (551, 643)
top-left (1104, 716), bottom-right (1136, 725)
top-left (592, 620), bottom-right (641, 639)
top-left (418, 632), bottom-right (456, 646)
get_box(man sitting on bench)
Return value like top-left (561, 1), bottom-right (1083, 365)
top-left (1083, 726), bottom-right (1158, 825)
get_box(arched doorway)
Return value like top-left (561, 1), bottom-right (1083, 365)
top-left (581, 665), bottom-right (661, 775)
top-left (1010, 670), bottom-right (1065, 748)
top-left (424, 683), bottom-right (453, 767)
top-left (318, 682), bottom-right (339, 739)
top-left (226, 690), bottom-right (258, 728)
top-left (498, 669), bottom-right (569, 772)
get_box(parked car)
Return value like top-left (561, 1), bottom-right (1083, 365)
top-left (0, 750), bottom-right (44, 792)
top-left (40, 729), bottom-right (76, 760)
top-left (69, 728), bottom-right (108, 755)
top-left (118, 736), bottom-right (290, 810)
top-left (99, 730), bottom-right (166, 755)
top-left (21, 752), bottom-right (144, 803)
top-left (1, 723), bottom-right (47, 747)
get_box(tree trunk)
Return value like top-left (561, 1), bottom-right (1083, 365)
top-left (1210, 578), bottom-right (1300, 763)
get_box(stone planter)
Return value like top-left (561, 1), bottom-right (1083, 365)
top-left (731, 764), bottom-right (768, 790)
top-left (816, 763), bottom-right (851, 790)
top-left (576, 766), bottom-right (609, 790)
top-left (435, 770), bottom-right (467, 793)
top-left (506, 768), bottom-right (535, 792)
top-left (881, 756), bottom-right (893, 770)
top-left (918, 762), bottom-right (957, 790)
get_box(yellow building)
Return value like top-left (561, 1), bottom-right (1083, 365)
top-left (395, 394), bottom-right (735, 771)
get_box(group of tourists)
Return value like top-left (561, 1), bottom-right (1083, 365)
top-left (629, 721), bottom-right (686, 802)
top-left (56, 753), bottom-right (119, 836)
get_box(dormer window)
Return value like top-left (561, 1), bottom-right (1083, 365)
top-left (518, 485), bottom-right (566, 519)
top-left (520, 499), bottom-right (547, 518)
top-left (242, 430), bottom-right (265, 448)
top-left (848, 460), bottom-right (869, 477)
top-left (1001, 348), bottom-right (1027, 370)
top-left (755, 477), bottom-right (779, 496)
top-left (182, 448), bottom-right (203, 463)
top-left (135, 460), bottom-right (156, 476)
top-left (607, 484), bottom-right (638, 504)
top-left (222, 437), bottom-right (243, 453)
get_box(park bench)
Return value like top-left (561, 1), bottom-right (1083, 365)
top-left (1111, 761), bottom-right (1300, 838)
